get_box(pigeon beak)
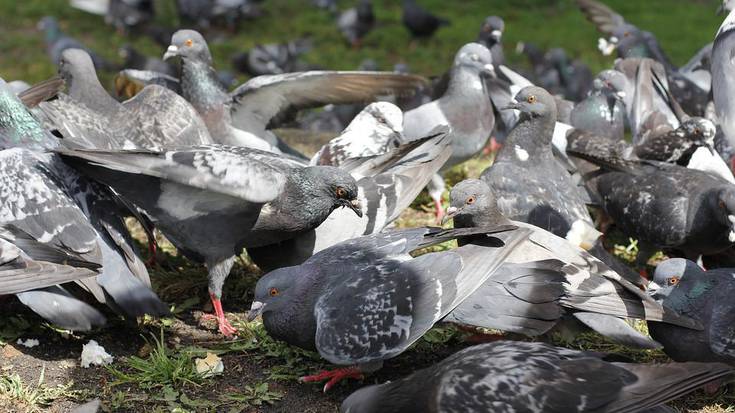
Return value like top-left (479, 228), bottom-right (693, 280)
top-left (646, 281), bottom-right (661, 294)
top-left (163, 45), bottom-right (179, 61)
top-left (440, 206), bottom-right (460, 226)
top-left (346, 199), bottom-right (363, 217)
top-left (483, 63), bottom-right (496, 77)
top-left (490, 30), bottom-right (502, 41)
top-left (502, 100), bottom-right (521, 111)
top-left (614, 91), bottom-right (626, 101)
top-left (247, 301), bottom-right (265, 322)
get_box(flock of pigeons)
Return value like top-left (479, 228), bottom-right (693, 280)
top-left (6, 0), bottom-right (735, 412)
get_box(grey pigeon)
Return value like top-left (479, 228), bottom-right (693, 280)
top-left (337, 0), bottom-right (375, 47)
top-left (570, 69), bottom-right (627, 141)
top-left (175, 0), bottom-right (261, 29)
top-left (403, 42), bottom-right (495, 219)
top-left (231, 39), bottom-right (312, 77)
top-left (248, 124), bottom-right (452, 272)
top-left (58, 145), bottom-right (361, 336)
top-left (340, 340), bottom-right (733, 413)
top-left (312, 0), bottom-right (337, 13)
top-left (163, 30), bottom-right (426, 156)
top-left (1, 78), bottom-right (168, 328)
top-left (107, 0), bottom-right (154, 33)
top-left (547, 48), bottom-right (594, 102)
top-left (649, 258), bottom-right (735, 364)
top-left (570, 157), bottom-right (735, 265)
top-left (37, 17), bottom-right (111, 70)
top-left (246, 225), bottom-right (527, 390)
top-left (481, 85), bottom-right (642, 283)
top-left (0, 228), bottom-right (100, 295)
top-left (39, 48), bottom-right (212, 150)
top-left (713, 10), bottom-right (735, 170)
top-left (401, 0), bottom-right (450, 39)
top-left (442, 179), bottom-right (693, 348)
top-left (476, 16), bottom-right (505, 66)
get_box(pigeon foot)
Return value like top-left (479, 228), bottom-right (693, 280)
top-left (202, 293), bottom-right (238, 337)
top-left (299, 366), bottom-right (364, 392)
top-left (434, 198), bottom-right (444, 224)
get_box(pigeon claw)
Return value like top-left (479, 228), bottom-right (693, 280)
top-left (434, 198), bottom-right (445, 224)
top-left (299, 367), bottom-right (364, 392)
top-left (204, 294), bottom-right (238, 338)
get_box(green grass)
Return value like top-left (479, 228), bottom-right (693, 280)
top-left (0, 0), bottom-right (722, 89)
top-left (0, 368), bottom-right (80, 412)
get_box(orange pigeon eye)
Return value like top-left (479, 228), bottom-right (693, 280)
top-left (527, 95), bottom-right (537, 104)
top-left (668, 277), bottom-right (680, 286)
top-left (466, 196), bottom-right (476, 205)
top-left (269, 287), bottom-right (279, 296)
top-left (185, 39), bottom-right (193, 47)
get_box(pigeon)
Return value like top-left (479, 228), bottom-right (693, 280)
top-left (107, 0), bottom-right (154, 33)
top-left (481, 85), bottom-right (642, 282)
top-left (163, 30), bottom-right (426, 156)
top-left (248, 125), bottom-right (452, 272)
top-left (57, 145), bottom-right (362, 336)
top-left (577, 0), bottom-right (709, 116)
top-left (1, 77), bottom-right (169, 329)
top-left (546, 48), bottom-right (594, 102)
top-left (570, 69), bottom-right (627, 142)
top-left (119, 45), bottom-right (176, 77)
top-left (312, 0), bottom-right (337, 13)
top-left (569, 157), bottom-right (735, 265)
top-left (0, 228), bottom-right (100, 295)
top-left (340, 340), bottom-right (733, 413)
top-left (231, 39), bottom-right (312, 77)
top-left (310, 102), bottom-right (405, 167)
top-left (442, 179), bottom-right (694, 348)
top-left (39, 48), bottom-right (212, 150)
top-left (401, 0), bottom-right (450, 39)
top-left (246, 225), bottom-right (529, 390)
top-left (713, 9), bottom-right (735, 170)
top-left (175, 0), bottom-right (261, 29)
top-left (649, 258), bottom-right (735, 364)
top-left (337, 0), bottom-right (375, 48)
top-left (476, 16), bottom-right (505, 66)
top-left (37, 17), bottom-right (111, 70)
top-left (403, 42), bottom-right (495, 219)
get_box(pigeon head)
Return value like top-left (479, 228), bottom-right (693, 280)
top-left (480, 16), bottom-right (505, 42)
top-left (164, 29), bottom-right (212, 65)
top-left (608, 24), bottom-right (647, 59)
top-left (594, 70), bottom-right (627, 101)
top-left (357, 0), bottom-right (373, 19)
top-left (712, 187), bottom-right (735, 242)
top-left (247, 266), bottom-right (297, 322)
top-left (504, 86), bottom-right (556, 119)
top-left (678, 117), bottom-right (716, 144)
top-left (442, 179), bottom-right (503, 227)
top-left (546, 48), bottom-right (569, 67)
top-left (58, 49), bottom-right (96, 86)
top-left (353, 101), bottom-right (404, 142)
top-left (650, 258), bottom-right (700, 298)
top-left (37, 16), bottom-right (58, 34)
top-left (292, 166), bottom-right (362, 218)
top-left (453, 43), bottom-right (495, 77)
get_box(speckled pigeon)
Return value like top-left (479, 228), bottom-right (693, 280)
top-left (442, 179), bottom-right (695, 348)
top-left (337, 0), bottom-right (375, 47)
top-left (248, 125), bottom-right (451, 272)
top-left (649, 258), bottom-right (735, 364)
top-left (401, 0), bottom-right (450, 39)
top-left (340, 341), bottom-right (733, 413)
top-left (58, 144), bottom-right (361, 336)
top-left (1, 78), bottom-right (168, 329)
top-left (403, 42), bottom-right (495, 220)
top-left (0, 228), bottom-right (100, 295)
top-left (38, 49), bottom-right (212, 150)
top-left (247, 225), bottom-right (528, 390)
top-left (162, 29), bottom-right (426, 156)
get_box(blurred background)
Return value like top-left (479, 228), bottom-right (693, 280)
top-left (0, 0), bottom-right (722, 89)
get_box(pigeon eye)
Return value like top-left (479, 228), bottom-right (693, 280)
top-left (336, 187), bottom-right (347, 198)
top-left (527, 95), bottom-right (537, 104)
top-left (269, 287), bottom-right (279, 296)
top-left (694, 128), bottom-right (701, 134)
top-left (466, 196), bottom-right (476, 205)
top-left (668, 276), bottom-right (680, 286)
top-left (185, 39), bottom-right (193, 47)
top-left (376, 115), bottom-right (386, 124)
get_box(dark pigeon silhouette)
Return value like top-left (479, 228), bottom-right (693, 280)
top-left (401, 0), bottom-right (450, 39)
top-left (476, 15), bottom-right (505, 66)
top-left (337, 0), bottom-right (375, 48)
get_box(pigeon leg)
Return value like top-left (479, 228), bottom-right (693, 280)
top-left (299, 366), bottom-right (364, 392)
top-left (145, 238), bottom-right (157, 267)
top-left (202, 292), bottom-right (238, 337)
top-left (434, 198), bottom-right (445, 223)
